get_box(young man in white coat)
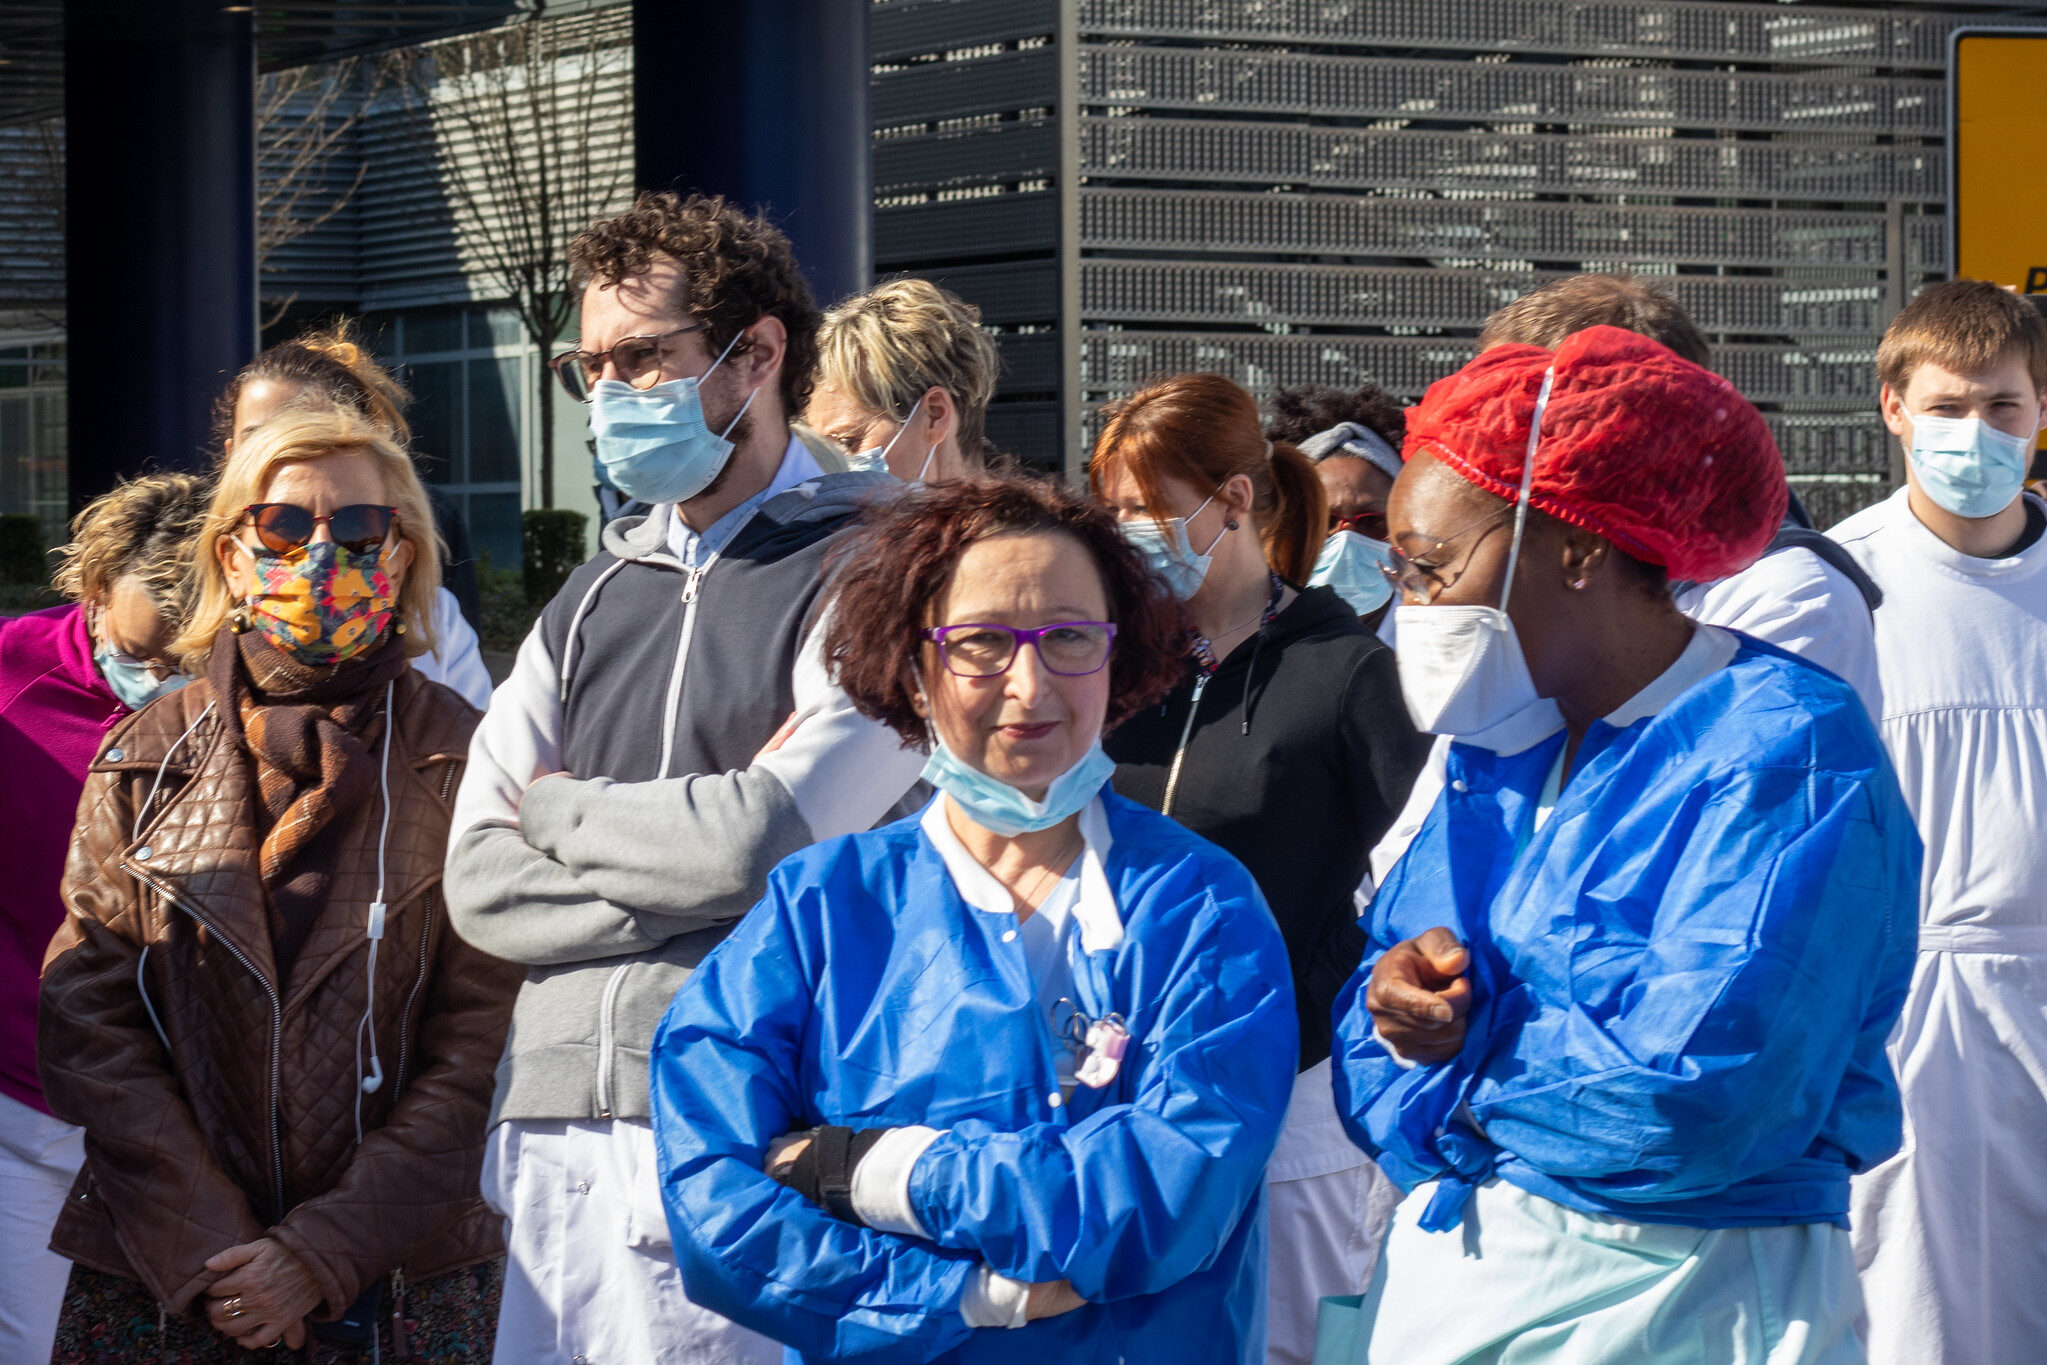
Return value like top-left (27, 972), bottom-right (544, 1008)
top-left (1831, 278), bottom-right (2047, 1365)
top-left (443, 193), bottom-right (925, 1364)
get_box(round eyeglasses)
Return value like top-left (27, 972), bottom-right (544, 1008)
top-left (548, 324), bottom-right (707, 403)
top-left (240, 503), bottom-right (397, 556)
top-left (1374, 504), bottom-right (1515, 601)
top-left (921, 621), bottom-right (1117, 678)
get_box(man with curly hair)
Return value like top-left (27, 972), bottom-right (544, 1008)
top-left (444, 193), bottom-right (926, 1364)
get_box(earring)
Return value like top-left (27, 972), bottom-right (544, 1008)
top-left (1570, 578), bottom-right (1589, 592)
top-left (231, 605), bottom-right (251, 633)
top-left (1225, 519), bottom-right (1240, 531)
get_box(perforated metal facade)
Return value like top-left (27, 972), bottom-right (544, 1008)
top-left (870, 0), bottom-right (2047, 524)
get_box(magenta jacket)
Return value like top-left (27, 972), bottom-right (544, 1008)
top-left (0, 605), bottom-right (127, 1114)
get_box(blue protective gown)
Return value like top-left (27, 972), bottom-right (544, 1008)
top-left (651, 791), bottom-right (1297, 1364)
top-left (1333, 636), bottom-right (1920, 1233)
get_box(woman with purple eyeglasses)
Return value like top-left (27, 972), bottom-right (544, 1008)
top-left (647, 476), bottom-right (1298, 1362)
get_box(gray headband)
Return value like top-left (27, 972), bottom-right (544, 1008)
top-left (1298, 421), bottom-right (1404, 483)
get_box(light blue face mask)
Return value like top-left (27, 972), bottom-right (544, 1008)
top-left (95, 644), bottom-right (186, 711)
top-left (850, 394), bottom-right (939, 486)
top-left (922, 738), bottom-right (1114, 837)
top-left (1907, 413), bottom-right (2035, 520)
top-left (1309, 529), bottom-right (1395, 616)
top-left (1119, 494), bottom-right (1224, 601)
top-left (589, 331), bottom-right (759, 505)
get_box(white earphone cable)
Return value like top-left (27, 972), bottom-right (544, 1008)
top-left (353, 679), bottom-right (396, 1144)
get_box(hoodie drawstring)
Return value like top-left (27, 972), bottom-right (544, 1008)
top-left (1240, 626), bottom-right (1267, 736)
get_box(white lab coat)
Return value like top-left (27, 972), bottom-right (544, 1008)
top-left (1830, 489), bottom-right (2047, 1365)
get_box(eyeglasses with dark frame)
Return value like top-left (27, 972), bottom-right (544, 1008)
top-left (920, 621), bottom-right (1118, 678)
top-left (240, 503), bottom-right (398, 557)
top-left (1374, 504), bottom-right (1516, 601)
top-left (548, 324), bottom-right (707, 403)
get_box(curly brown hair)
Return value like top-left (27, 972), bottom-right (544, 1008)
top-left (823, 476), bottom-right (1188, 749)
top-left (52, 472), bottom-right (214, 623)
top-left (1265, 382), bottom-right (1407, 452)
top-left (568, 192), bottom-right (823, 419)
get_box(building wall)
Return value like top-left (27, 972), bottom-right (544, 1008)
top-left (870, 0), bottom-right (2047, 525)
top-left (0, 6), bottom-right (633, 570)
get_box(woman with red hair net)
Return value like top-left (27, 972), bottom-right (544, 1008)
top-left (1320, 327), bottom-right (1922, 1364)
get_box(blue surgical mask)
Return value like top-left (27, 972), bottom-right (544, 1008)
top-left (921, 738), bottom-right (1114, 837)
top-left (1309, 530), bottom-right (1395, 616)
top-left (95, 644), bottom-right (186, 711)
top-left (589, 332), bottom-right (759, 505)
top-left (852, 394), bottom-right (940, 486)
top-left (1119, 494), bottom-right (1224, 601)
top-left (1907, 414), bottom-right (2035, 520)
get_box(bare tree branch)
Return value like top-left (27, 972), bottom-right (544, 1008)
top-left (386, 10), bottom-right (633, 508)
top-left (256, 55), bottom-right (386, 331)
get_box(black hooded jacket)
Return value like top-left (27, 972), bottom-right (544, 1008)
top-left (1107, 585), bottom-right (1429, 1071)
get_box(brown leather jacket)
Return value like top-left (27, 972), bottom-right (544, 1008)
top-left (38, 668), bottom-right (522, 1317)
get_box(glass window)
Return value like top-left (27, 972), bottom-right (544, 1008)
top-left (471, 307), bottom-right (528, 350)
top-left (406, 308), bottom-right (465, 355)
top-left (407, 360), bottom-right (464, 484)
top-left (467, 491), bottom-right (523, 573)
top-left (467, 356), bottom-right (522, 484)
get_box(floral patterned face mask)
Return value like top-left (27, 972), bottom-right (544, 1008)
top-left (240, 538), bottom-right (396, 665)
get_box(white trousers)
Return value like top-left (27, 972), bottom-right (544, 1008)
top-left (0, 1090), bottom-right (84, 1363)
top-left (1265, 1060), bottom-right (1404, 1365)
top-left (483, 1118), bottom-right (782, 1365)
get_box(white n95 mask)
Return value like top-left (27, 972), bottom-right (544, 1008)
top-left (1393, 603), bottom-right (1539, 734)
top-left (1394, 368), bottom-right (1554, 738)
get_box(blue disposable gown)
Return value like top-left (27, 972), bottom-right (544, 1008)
top-left (652, 792), bottom-right (1297, 1363)
top-left (1334, 637), bottom-right (1920, 1231)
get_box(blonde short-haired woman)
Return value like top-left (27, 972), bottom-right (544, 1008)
top-left (39, 402), bottom-right (521, 1361)
top-left (805, 277), bottom-right (1002, 484)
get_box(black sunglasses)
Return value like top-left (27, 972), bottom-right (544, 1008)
top-left (1331, 510), bottom-right (1389, 540)
top-left (241, 503), bottom-right (398, 556)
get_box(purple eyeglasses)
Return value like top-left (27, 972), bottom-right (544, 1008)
top-left (920, 621), bottom-right (1118, 678)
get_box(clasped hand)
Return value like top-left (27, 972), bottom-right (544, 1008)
top-left (204, 1237), bottom-right (321, 1350)
top-left (764, 1129), bottom-right (1085, 1322)
top-left (1365, 926), bottom-right (1473, 1065)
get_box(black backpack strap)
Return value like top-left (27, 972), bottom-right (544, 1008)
top-left (1764, 526), bottom-right (1884, 613)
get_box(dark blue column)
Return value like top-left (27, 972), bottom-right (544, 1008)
top-left (63, 0), bottom-right (256, 507)
top-left (634, 0), bottom-right (871, 308)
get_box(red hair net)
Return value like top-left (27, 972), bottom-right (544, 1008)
top-left (1403, 324), bottom-right (1787, 582)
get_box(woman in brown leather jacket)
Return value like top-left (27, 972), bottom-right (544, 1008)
top-left (38, 402), bottom-right (522, 1361)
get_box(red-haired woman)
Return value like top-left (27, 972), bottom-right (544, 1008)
top-left (1091, 371), bottom-right (1430, 1364)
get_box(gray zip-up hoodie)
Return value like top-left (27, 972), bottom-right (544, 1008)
top-left (444, 442), bottom-right (926, 1127)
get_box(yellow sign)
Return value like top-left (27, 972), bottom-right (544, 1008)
top-left (1952, 31), bottom-right (2047, 293)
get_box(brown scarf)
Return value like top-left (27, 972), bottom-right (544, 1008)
top-left (208, 623), bottom-right (411, 978)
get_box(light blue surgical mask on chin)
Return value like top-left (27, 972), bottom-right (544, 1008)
top-left (922, 738), bottom-right (1115, 837)
top-left (94, 644), bottom-right (186, 711)
top-left (1119, 494), bottom-right (1225, 601)
top-left (1309, 529), bottom-right (1395, 616)
top-left (1907, 413), bottom-right (2036, 521)
top-left (589, 330), bottom-right (760, 505)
